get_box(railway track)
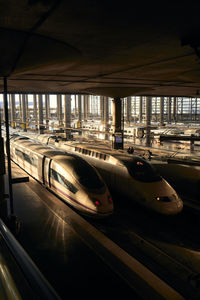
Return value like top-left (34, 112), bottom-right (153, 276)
top-left (89, 202), bottom-right (200, 299)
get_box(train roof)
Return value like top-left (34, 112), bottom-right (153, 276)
top-left (12, 136), bottom-right (84, 165)
top-left (11, 132), bottom-right (147, 166)
top-left (61, 140), bottom-right (143, 166)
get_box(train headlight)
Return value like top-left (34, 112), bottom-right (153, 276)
top-left (92, 198), bottom-right (102, 206)
top-left (155, 196), bottom-right (171, 202)
top-left (108, 196), bottom-right (113, 204)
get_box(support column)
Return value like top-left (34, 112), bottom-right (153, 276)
top-left (45, 94), bottom-right (50, 129)
top-left (160, 96), bottom-right (164, 125)
top-left (87, 96), bottom-right (90, 120)
top-left (33, 95), bottom-right (38, 129)
top-left (126, 97), bottom-right (131, 125)
top-left (75, 95), bottom-right (78, 118)
top-left (38, 94), bottom-right (44, 134)
top-left (19, 94), bottom-right (22, 121)
top-left (57, 95), bottom-right (62, 126)
top-left (3, 77), bottom-right (12, 218)
top-left (64, 95), bottom-right (71, 138)
top-left (25, 95), bottom-right (29, 129)
top-left (139, 96), bottom-right (143, 123)
top-left (84, 95), bottom-right (89, 121)
top-left (146, 96), bottom-right (152, 147)
top-left (168, 97), bottom-right (172, 124)
top-left (21, 94), bottom-right (27, 131)
top-left (173, 97), bottom-right (177, 123)
top-left (78, 95), bottom-right (82, 127)
top-left (112, 97), bottom-right (123, 149)
top-left (104, 97), bottom-right (109, 140)
top-left (100, 96), bottom-right (104, 123)
top-left (10, 94), bottom-right (16, 128)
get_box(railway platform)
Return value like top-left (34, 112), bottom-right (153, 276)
top-left (1, 161), bottom-right (184, 299)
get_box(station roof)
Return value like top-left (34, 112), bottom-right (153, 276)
top-left (1, 1), bottom-right (200, 98)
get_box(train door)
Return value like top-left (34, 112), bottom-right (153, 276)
top-left (43, 156), bottom-right (52, 186)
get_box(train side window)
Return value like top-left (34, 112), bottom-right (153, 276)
top-left (100, 153), bottom-right (106, 160)
top-left (23, 152), bottom-right (32, 165)
top-left (15, 148), bottom-right (23, 160)
top-left (32, 156), bottom-right (38, 167)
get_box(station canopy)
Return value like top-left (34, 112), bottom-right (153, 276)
top-left (1, 1), bottom-right (200, 98)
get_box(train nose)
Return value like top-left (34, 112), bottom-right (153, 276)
top-left (158, 197), bottom-right (183, 215)
top-left (91, 194), bottom-right (114, 216)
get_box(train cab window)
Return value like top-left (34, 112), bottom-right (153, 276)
top-left (124, 157), bottom-right (162, 182)
top-left (50, 168), bottom-right (78, 194)
top-left (72, 158), bottom-right (105, 191)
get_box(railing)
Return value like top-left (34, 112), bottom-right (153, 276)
top-left (0, 219), bottom-right (61, 300)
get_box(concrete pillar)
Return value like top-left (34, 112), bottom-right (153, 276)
top-left (78, 95), bottom-right (82, 125)
top-left (104, 97), bottom-right (109, 140)
top-left (64, 95), bottom-right (71, 138)
top-left (160, 96), bottom-right (164, 125)
top-left (25, 95), bottom-right (29, 129)
top-left (45, 94), bottom-right (50, 129)
top-left (112, 98), bottom-right (123, 149)
top-left (100, 96), bottom-right (104, 123)
top-left (74, 95), bottom-right (78, 118)
top-left (21, 94), bottom-right (27, 131)
top-left (146, 96), bottom-right (152, 147)
top-left (139, 96), bottom-right (143, 123)
top-left (173, 97), bottom-right (177, 123)
top-left (84, 95), bottom-right (89, 121)
top-left (57, 95), bottom-right (62, 126)
top-left (19, 94), bottom-right (22, 120)
top-left (87, 96), bottom-right (90, 119)
top-left (126, 97), bottom-right (131, 125)
top-left (33, 94), bottom-right (37, 129)
top-left (168, 97), bottom-right (172, 124)
top-left (38, 94), bottom-right (44, 134)
top-left (10, 94), bottom-right (16, 128)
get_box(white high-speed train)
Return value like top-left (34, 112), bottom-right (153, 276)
top-left (24, 133), bottom-right (183, 215)
top-left (6, 134), bottom-right (113, 218)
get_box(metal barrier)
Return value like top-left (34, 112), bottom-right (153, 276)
top-left (0, 219), bottom-right (61, 300)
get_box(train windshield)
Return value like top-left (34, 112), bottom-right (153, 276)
top-left (124, 157), bottom-right (162, 182)
top-left (72, 158), bottom-right (105, 190)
